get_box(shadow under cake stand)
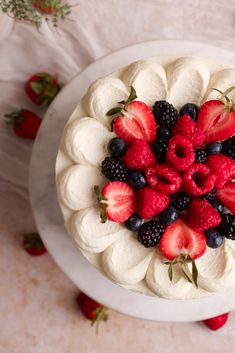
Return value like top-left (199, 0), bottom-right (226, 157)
top-left (29, 40), bottom-right (235, 322)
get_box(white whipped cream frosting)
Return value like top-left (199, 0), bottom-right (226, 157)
top-left (56, 56), bottom-right (235, 299)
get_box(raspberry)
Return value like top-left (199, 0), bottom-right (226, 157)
top-left (101, 157), bottom-right (129, 182)
top-left (137, 221), bottom-right (164, 247)
top-left (136, 187), bottom-right (169, 219)
top-left (172, 115), bottom-right (205, 147)
top-left (122, 139), bottom-right (156, 171)
top-left (152, 100), bottom-right (179, 128)
top-left (182, 163), bottom-right (216, 196)
top-left (166, 135), bottom-right (195, 171)
top-left (170, 192), bottom-right (191, 211)
top-left (145, 164), bottom-right (182, 194)
top-left (187, 198), bottom-right (221, 231)
top-left (206, 154), bottom-right (235, 189)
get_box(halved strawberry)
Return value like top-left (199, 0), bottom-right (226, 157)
top-left (159, 218), bottom-right (206, 261)
top-left (217, 182), bottom-right (235, 215)
top-left (197, 99), bottom-right (235, 143)
top-left (100, 181), bottom-right (135, 223)
top-left (203, 313), bottom-right (229, 331)
top-left (114, 101), bottom-right (156, 143)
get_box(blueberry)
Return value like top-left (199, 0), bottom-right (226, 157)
top-left (179, 103), bottom-right (199, 121)
top-left (157, 127), bottom-right (171, 139)
top-left (125, 213), bottom-right (144, 231)
top-left (159, 206), bottom-right (178, 226)
top-left (108, 138), bottom-right (127, 157)
top-left (206, 142), bottom-right (222, 155)
top-left (210, 198), bottom-right (225, 214)
top-left (205, 229), bottom-right (224, 248)
top-left (128, 171), bottom-right (146, 189)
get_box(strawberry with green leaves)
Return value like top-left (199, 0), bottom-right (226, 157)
top-left (5, 109), bottom-right (41, 140)
top-left (23, 233), bottom-right (47, 256)
top-left (25, 72), bottom-right (60, 106)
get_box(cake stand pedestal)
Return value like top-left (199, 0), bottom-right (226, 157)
top-left (29, 40), bottom-right (235, 322)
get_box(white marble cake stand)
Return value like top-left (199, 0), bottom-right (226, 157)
top-left (30, 40), bottom-right (235, 322)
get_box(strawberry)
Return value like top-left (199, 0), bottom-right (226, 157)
top-left (5, 110), bottom-right (41, 140)
top-left (122, 139), bottom-right (156, 171)
top-left (182, 163), bottom-right (216, 196)
top-left (217, 182), bottom-right (235, 215)
top-left (206, 154), bottom-right (235, 189)
top-left (25, 72), bottom-right (60, 106)
top-left (187, 198), bottom-right (221, 231)
top-left (172, 114), bottom-right (205, 147)
top-left (136, 187), bottom-right (169, 219)
top-left (107, 87), bottom-right (156, 143)
top-left (159, 218), bottom-right (206, 261)
top-left (23, 233), bottom-right (47, 256)
top-left (33, 0), bottom-right (58, 14)
top-left (145, 164), bottom-right (182, 194)
top-left (76, 292), bottom-right (108, 332)
top-left (203, 313), bottom-right (229, 331)
top-left (197, 95), bottom-right (235, 143)
top-left (166, 135), bottom-right (195, 171)
top-left (98, 181), bottom-right (135, 223)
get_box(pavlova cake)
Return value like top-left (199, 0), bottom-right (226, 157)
top-left (56, 56), bottom-right (235, 299)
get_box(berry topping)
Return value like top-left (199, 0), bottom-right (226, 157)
top-left (187, 198), bottom-right (221, 231)
top-left (182, 163), bottom-right (216, 196)
top-left (157, 127), bottom-right (171, 139)
top-left (203, 313), bottom-right (229, 331)
top-left (101, 157), bottom-right (129, 182)
top-left (5, 110), bottom-right (41, 140)
top-left (23, 233), bottom-right (47, 256)
top-left (99, 181), bottom-right (135, 223)
top-left (222, 136), bottom-right (235, 160)
top-left (206, 154), bottom-right (235, 189)
top-left (152, 100), bottom-right (179, 128)
top-left (137, 220), bottom-right (164, 247)
top-left (203, 188), bottom-right (217, 202)
top-left (136, 187), bottom-right (169, 219)
top-left (197, 93), bottom-right (235, 143)
top-left (159, 218), bottom-right (206, 261)
top-left (125, 213), bottom-right (144, 231)
top-left (151, 138), bottom-right (168, 163)
top-left (122, 139), bottom-right (156, 171)
top-left (170, 192), bottom-right (191, 211)
top-left (210, 198), bottom-right (225, 214)
top-left (217, 182), bottom-right (235, 215)
top-left (172, 114), bottom-right (205, 147)
top-left (166, 135), bottom-right (195, 171)
top-left (128, 171), bottom-right (147, 189)
top-left (219, 213), bottom-right (235, 240)
top-left (206, 142), bottom-right (222, 155)
top-left (159, 206), bottom-right (178, 226)
top-left (179, 103), bottom-right (199, 121)
top-left (108, 137), bottom-right (127, 157)
top-left (205, 229), bottom-right (224, 249)
top-left (145, 164), bottom-right (182, 194)
top-left (108, 87), bottom-right (156, 143)
top-left (195, 149), bottom-right (207, 163)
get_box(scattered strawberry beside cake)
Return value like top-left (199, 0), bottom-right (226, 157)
top-left (76, 292), bottom-right (108, 331)
top-left (25, 72), bottom-right (60, 106)
top-left (203, 313), bottom-right (229, 331)
top-left (23, 233), bottom-right (47, 256)
top-left (5, 109), bottom-right (41, 139)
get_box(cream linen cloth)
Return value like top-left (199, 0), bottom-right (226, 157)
top-left (0, 0), bottom-right (235, 332)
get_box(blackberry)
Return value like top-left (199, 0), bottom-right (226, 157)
top-left (219, 213), bottom-right (235, 240)
top-left (210, 198), bottom-right (225, 214)
top-left (222, 136), bottom-right (235, 160)
top-left (137, 221), bottom-right (164, 248)
top-left (157, 127), bottom-right (171, 139)
top-left (101, 157), bottom-right (129, 182)
top-left (195, 149), bottom-right (207, 163)
top-left (152, 100), bottom-right (179, 128)
top-left (203, 188), bottom-right (217, 202)
top-left (171, 192), bottom-right (191, 211)
top-left (151, 138), bottom-right (168, 162)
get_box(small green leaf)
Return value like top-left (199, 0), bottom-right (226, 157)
top-left (168, 263), bottom-right (173, 282)
top-left (192, 261), bottom-right (198, 288)
top-left (182, 269), bottom-right (193, 284)
top-left (124, 86), bottom-right (137, 108)
top-left (106, 107), bottom-right (122, 116)
top-left (117, 100), bottom-right (126, 105)
top-left (30, 81), bottom-right (43, 95)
